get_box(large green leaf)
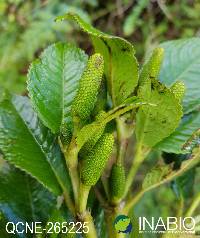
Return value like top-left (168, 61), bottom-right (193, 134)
top-left (135, 48), bottom-right (183, 147)
top-left (136, 79), bottom-right (182, 147)
top-left (56, 13), bottom-right (139, 106)
top-left (155, 112), bottom-right (200, 154)
top-left (27, 42), bottom-right (88, 133)
top-left (0, 95), bottom-right (70, 195)
top-left (159, 38), bottom-right (200, 114)
top-left (0, 164), bottom-right (55, 233)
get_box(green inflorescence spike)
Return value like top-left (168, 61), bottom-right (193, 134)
top-left (170, 81), bottom-right (185, 102)
top-left (79, 111), bottom-right (106, 157)
top-left (138, 47), bottom-right (164, 99)
top-left (71, 53), bottom-right (104, 123)
top-left (149, 47), bottom-right (164, 78)
top-left (80, 133), bottom-right (114, 186)
top-left (110, 164), bottom-right (125, 202)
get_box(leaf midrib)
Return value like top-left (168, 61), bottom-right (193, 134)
top-left (61, 44), bottom-right (65, 128)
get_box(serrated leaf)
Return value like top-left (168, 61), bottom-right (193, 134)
top-left (136, 48), bottom-right (183, 147)
top-left (142, 147), bottom-right (200, 191)
top-left (159, 38), bottom-right (200, 113)
top-left (0, 95), bottom-right (71, 196)
top-left (0, 164), bottom-right (55, 226)
top-left (142, 165), bottom-right (171, 190)
top-left (56, 13), bottom-right (139, 106)
top-left (155, 112), bottom-right (200, 154)
top-left (27, 42), bottom-right (88, 133)
top-left (136, 79), bottom-right (183, 147)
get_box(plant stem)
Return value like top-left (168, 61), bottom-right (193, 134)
top-left (78, 183), bottom-right (96, 237)
top-left (63, 138), bottom-right (79, 206)
top-left (116, 118), bottom-right (128, 165)
top-left (101, 176), bottom-right (110, 199)
top-left (78, 182), bottom-right (90, 213)
top-left (94, 187), bottom-right (108, 208)
top-left (106, 207), bottom-right (127, 238)
top-left (124, 143), bottom-right (144, 197)
top-left (82, 211), bottom-right (98, 238)
top-left (185, 192), bottom-right (200, 217)
top-left (55, 137), bottom-right (76, 215)
top-left (63, 143), bottom-right (97, 238)
top-left (62, 189), bottom-right (75, 216)
top-left (124, 148), bottom-right (200, 213)
top-left (176, 195), bottom-right (184, 218)
top-left (105, 214), bottom-right (115, 238)
top-left (65, 156), bottom-right (79, 207)
top-left (124, 190), bottom-right (145, 213)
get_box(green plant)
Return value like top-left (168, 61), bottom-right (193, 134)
top-left (0, 12), bottom-right (200, 238)
top-left (121, 1), bottom-right (200, 60)
top-left (0, 0), bottom-right (92, 93)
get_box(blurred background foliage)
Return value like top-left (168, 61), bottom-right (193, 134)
top-left (0, 1), bottom-right (200, 236)
top-left (1, 0), bottom-right (200, 94)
